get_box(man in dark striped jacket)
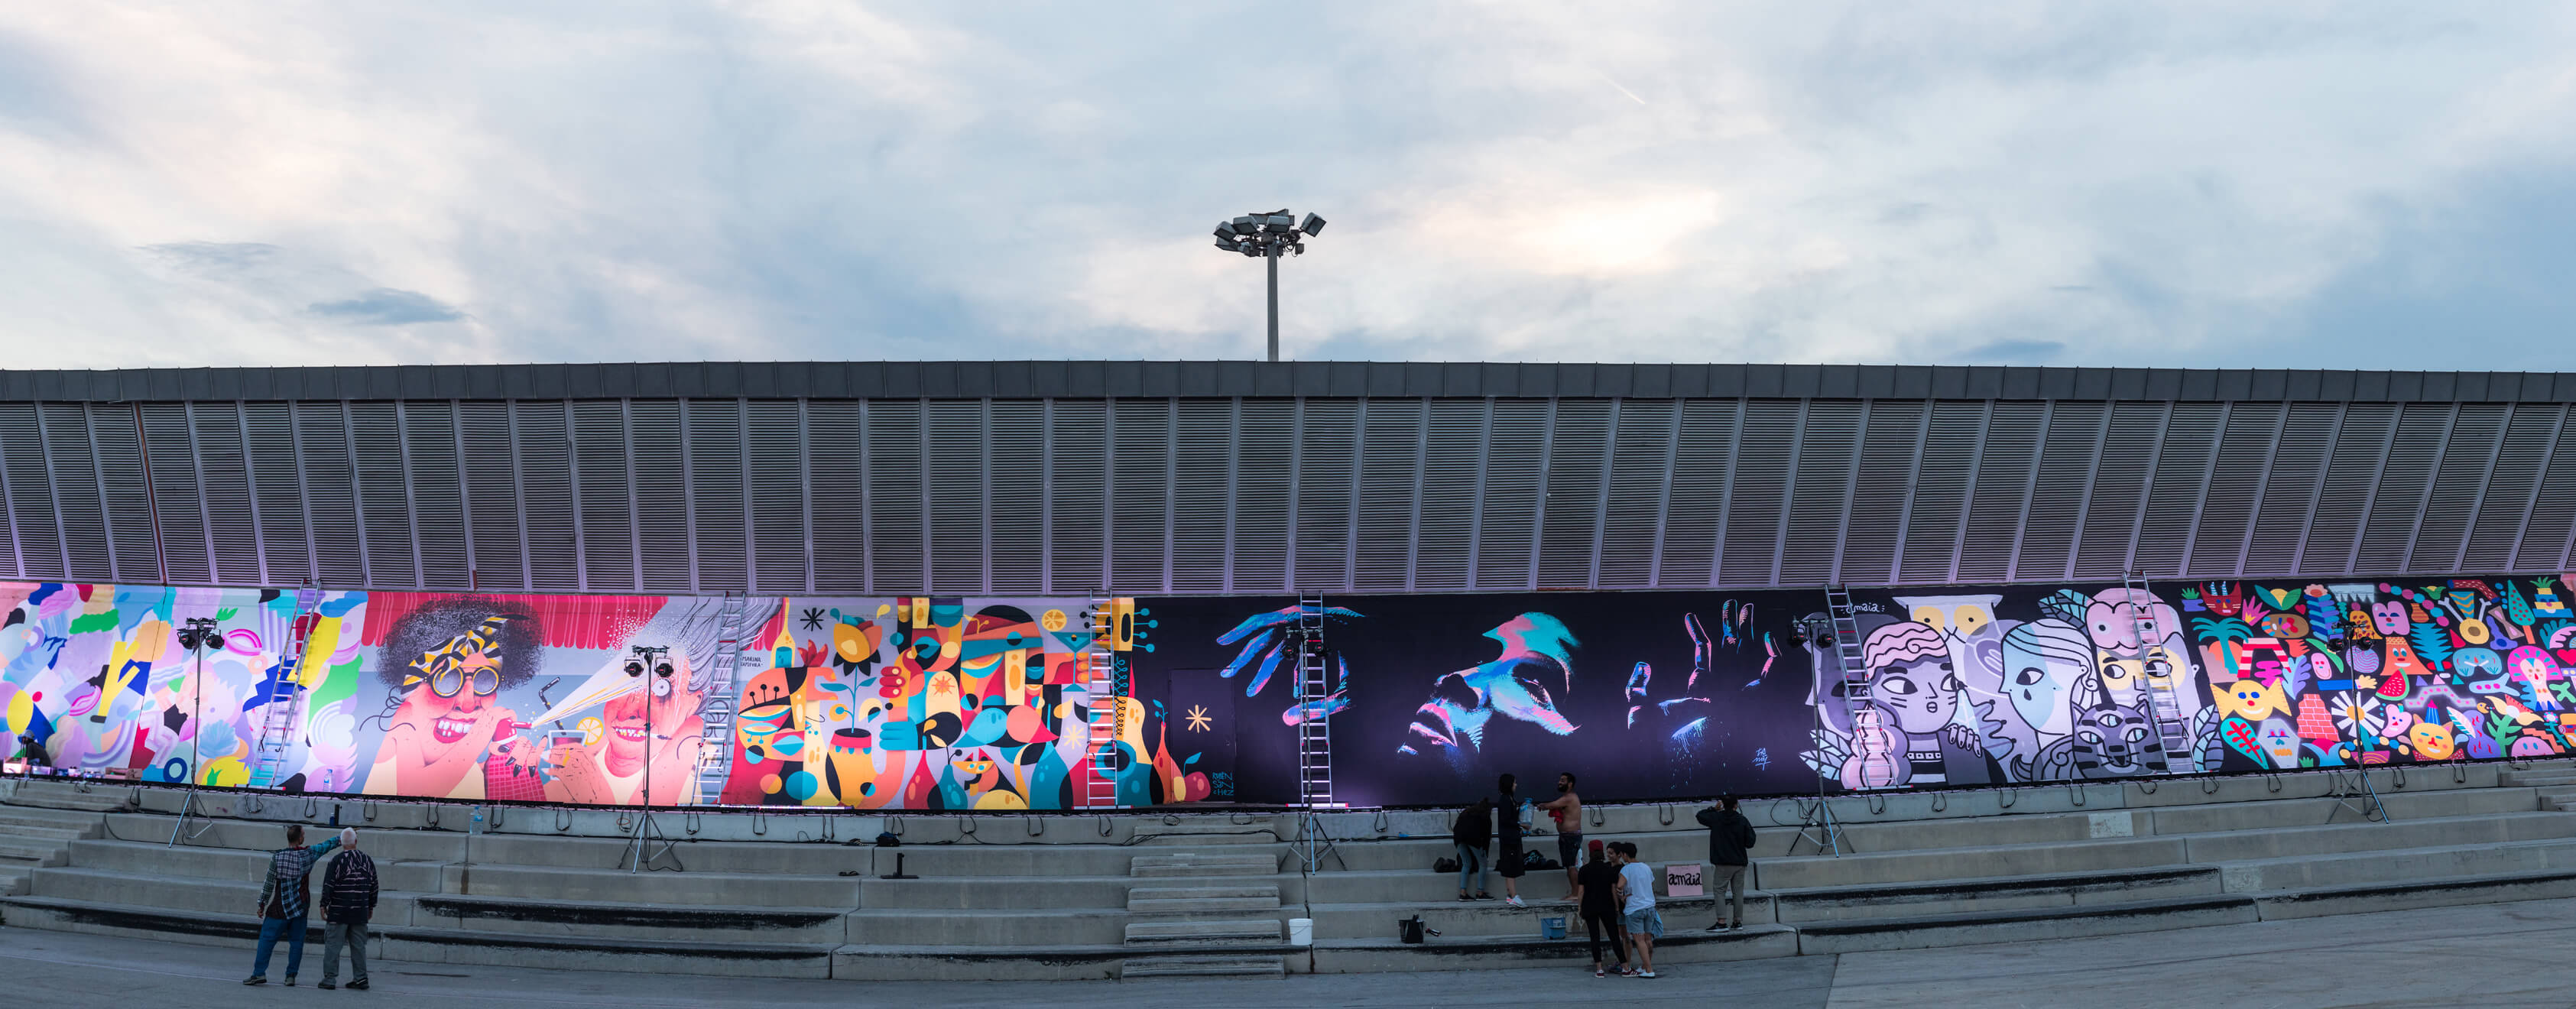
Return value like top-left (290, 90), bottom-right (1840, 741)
top-left (319, 828), bottom-right (378, 991)
top-left (244, 824), bottom-right (342, 986)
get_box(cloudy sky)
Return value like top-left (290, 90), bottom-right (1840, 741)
top-left (2, 2), bottom-right (2572, 371)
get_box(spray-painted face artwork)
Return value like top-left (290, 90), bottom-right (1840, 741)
top-left (2256, 719), bottom-right (2301, 767)
top-left (2406, 719), bottom-right (2458, 760)
top-left (1398, 613), bottom-right (1579, 761)
top-left (1862, 622), bottom-right (1957, 736)
top-left (365, 603), bottom-right (537, 800)
top-left (2001, 619), bottom-right (2089, 737)
top-left (2371, 601), bottom-right (2412, 636)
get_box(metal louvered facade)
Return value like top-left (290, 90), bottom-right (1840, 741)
top-left (2, 362), bottom-right (2574, 595)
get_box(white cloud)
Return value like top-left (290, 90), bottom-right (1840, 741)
top-left (0, 2), bottom-right (2571, 369)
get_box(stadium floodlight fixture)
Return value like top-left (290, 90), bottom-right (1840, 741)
top-left (1212, 207), bottom-right (1325, 362)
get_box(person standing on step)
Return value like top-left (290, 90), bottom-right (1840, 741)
top-left (1612, 842), bottom-right (1662, 978)
top-left (1533, 771), bottom-right (1584, 899)
top-left (244, 823), bottom-right (342, 986)
top-left (1453, 796), bottom-right (1494, 900)
top-left (317, 828), bottom-right (377, 991)
top-left (1698, 795), bottom-right (1756, 931)
top-left (1573, 839), bottom-right (1628, 978)
top-left (1494, 773), bottom-right (1528, 907)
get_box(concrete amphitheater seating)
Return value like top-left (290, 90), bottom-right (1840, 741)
top-left (4, 762), bottom-right (2576, 980)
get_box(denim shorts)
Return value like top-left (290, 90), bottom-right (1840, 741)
top-left (1622, 907), bottom-right (1664, 938)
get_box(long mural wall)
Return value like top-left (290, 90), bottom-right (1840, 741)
top-left (8, 575), bottom-right (2574, 810)
top-left (1137, 573), bottom-right (2576, 807)
top-left (0, 583), bottom-right (1181, 811)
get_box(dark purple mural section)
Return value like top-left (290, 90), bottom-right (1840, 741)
top-left (1138, 574), bottom-right (2576, 808)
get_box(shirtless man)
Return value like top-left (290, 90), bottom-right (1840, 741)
top-left (1533, 771), bottom-right (1584, 897)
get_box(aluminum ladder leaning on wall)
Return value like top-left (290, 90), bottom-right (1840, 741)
top-left (691, 595), bottom-right (755, 807)
top-left (1293, 595), bottom-right (1343, 871)
top-left (2121, 571), bottom-right (2198, 775)
top-left (1793, 586), bottom-right (1873, 856)
top-left (1081, 597), bottom-right (1125, 810)
top-left (246, 587), bottom-right (322, 790)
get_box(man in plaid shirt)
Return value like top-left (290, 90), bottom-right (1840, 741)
top-left (318, 829), bottom-right (378, 991)
top-left (243, 824), bottom-right (342, 986)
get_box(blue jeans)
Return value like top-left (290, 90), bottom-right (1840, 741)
top-left (1455, 843), bottom-right (1489, 893)
top-left (252, 915), bottom-right (307, 979)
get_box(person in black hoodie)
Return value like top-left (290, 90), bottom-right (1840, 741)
top-left (1696, 796), bottom-right (1756, 930)
top-left (1452, 797), bottom-right (1493, 900)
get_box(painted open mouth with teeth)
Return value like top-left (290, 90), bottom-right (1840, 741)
top-left (612, 725), bottom-right (648, 744)
top-left (432, 716), bottom-right (476, 744)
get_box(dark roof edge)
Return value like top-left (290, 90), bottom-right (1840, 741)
top-left (2, 362), bottom-right (2571, 403)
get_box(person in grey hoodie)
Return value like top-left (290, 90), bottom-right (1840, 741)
top-left (1696, 796), bottom-right (1756, 930)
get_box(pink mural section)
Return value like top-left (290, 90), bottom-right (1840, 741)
top-left (0, 583), bottom-right (1151, 810)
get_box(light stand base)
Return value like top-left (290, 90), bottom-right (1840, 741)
top-left (1790, 794), bottom-right (1845, 857)
top-left (2326, 764), bottom-right (2392, 823)
top-left (622, 810), bottom-right (682, 872)
top-left (166, 787), bottom-right (216, 848)
top-left (1296, 811), bottom-right (1342, 873)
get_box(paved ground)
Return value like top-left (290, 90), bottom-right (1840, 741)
top-left (7, 897), bottom-right (2576, 1007)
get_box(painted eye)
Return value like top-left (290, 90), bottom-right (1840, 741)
top-left (1880, 677), bottom-right (1917, 696)
top-left (2125, 728), bottom-right (2147, 742)
top-left (2079, 730), bottom-right (2103, 744)
top-left (2015, 667), bottom-right (2046, 686)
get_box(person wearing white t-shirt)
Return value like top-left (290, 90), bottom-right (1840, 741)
top-left (1611, 842), bottom-right (1662, 978)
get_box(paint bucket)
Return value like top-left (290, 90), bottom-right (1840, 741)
top-left (1539, 916), bottom-right (1568, 940)
top-left (1289, 918), bottom-right (1313, 946)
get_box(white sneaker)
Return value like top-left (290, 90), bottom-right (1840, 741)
top-left (1505, 896), bottom-right (1526, 908)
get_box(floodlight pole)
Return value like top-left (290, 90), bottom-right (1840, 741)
top-left (1267, 250), bottom-right (1280, 363)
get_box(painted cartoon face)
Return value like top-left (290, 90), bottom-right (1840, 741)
top-left (2003, 619), bottom-right (2089, 736)
top-left (1906, 599), bottom-right (1997, 641)
top-left (2509, 646), bottom-right (2557, 684)
top-left (2370, 602), bottom-right (2411, 636)
top-left (2408, 721), bottom-right (2456, 760)
top-left (391, 618), bottom-right (511, 764)
top-left (2218, 680), bottom-right (2287, 721)
top-left (1874, 657), bottom-right (1959, 735)
top-left (2256, 719), bottom-right (2300, 767)
top-left (2384, 637), bottom-right (2425, 678)
top-left (2454, 647), bottom-right (2504, 683)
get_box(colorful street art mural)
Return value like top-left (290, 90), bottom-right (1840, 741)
top-left (10, 576), bottom-right (2574, 809)
top-left (0, 583), bottom-right (1166, 810)
top-left (1136, 575), bottom-right (2576, 807)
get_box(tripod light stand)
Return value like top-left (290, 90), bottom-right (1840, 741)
top-left (620, 644), bottom-right (683, 872)
top-left (167, 617), bottom-right (221, 847)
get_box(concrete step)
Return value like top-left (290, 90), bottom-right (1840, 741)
top-left (1132, 852), bottom-right (1278, 878)
top-left (1128, 884), bottom-right (1282, 914)
top-left (0, 894), bottom-right (839, 978)
top-left (1124, 917), bottom-right (1283, 946)
top-left (1, 787), bottom-right (135, 813)
top-left (1306, 894), bottom-right (1751, 940)
top-left (0, 807), bottom-right (106, 834)
top-left (445, 863), bottom-right (861, 907)
top-left (845, 907), bottom-right (1141, 946)
top-left (29, 866), bottom-right (368, 917)
top-left (1760, 835), bottom-right (2188, 891)
top-left (835, 942), bottom-right (1286, 981)
top-left (2215, 835), bottom-right (2576, 891)
top-left (1791, 894), bottom-right (2261, 955)
top-left (1121, 955), bottom-right (1287, 978)
top-left (0, 823), bottom-right (91, 842)
top-left (2179, 811), bottom-right (2576, 862)
top-left (0, 865), bottom-right (31, 897)
top-left (414, 894), bottom-right (851, 944)
top-left (1131, 818), bottom-right (1284, 846)
top-left (1308, 923), bottom-right (1798, 973)
top-left (2252, 868), bottom-right (2576, 920)
top-left (2498, 771), bottom-right (2576, 787)
top-left (1771, 865), bottom-right (2224, 923)
top-left (0, 836), bottom-right (69, 866)
top-left (71, 839), bottom-right (447, 892)
top-left (857, 874), bottom-right (1143, 910)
